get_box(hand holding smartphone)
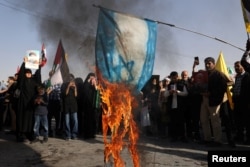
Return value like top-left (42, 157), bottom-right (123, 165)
top-left (194, 56), bottom-right (199, 65)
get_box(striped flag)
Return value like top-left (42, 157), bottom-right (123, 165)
top-left (241, 0), bottom-right (250, 33)
top-left (215, 52), bottom-right (234, 110)
top-left (50, 40), bottom-right (70, 85)
top-left (40, 43), bottom-right (47, 67)
top-left (95, 8), bottom-right (157, 91)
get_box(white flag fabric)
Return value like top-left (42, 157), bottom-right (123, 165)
top-left (50, 67), bottom-right (63, 85)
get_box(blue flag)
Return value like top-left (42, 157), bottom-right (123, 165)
top-left (95, 8), bottom-right (157, 91)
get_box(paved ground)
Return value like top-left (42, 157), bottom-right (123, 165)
top-left (1, 129), bottom-right (250, 167)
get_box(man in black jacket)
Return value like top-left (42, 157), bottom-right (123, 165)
top-left (238, 40), bottom-right (250, 144)
top-left (232, 61), bottom-right (250, 144)
top-left (200, 57), bottom-right (229, 146)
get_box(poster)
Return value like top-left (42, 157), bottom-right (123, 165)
top-left (193, 70), bottom-right (208, 84)
top-left (192, 70), bottom-right (208, 93)
top-left (25, 50), bottom-right (40, 69)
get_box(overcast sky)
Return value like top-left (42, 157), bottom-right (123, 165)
top-left (0, 0), bottom-right (247, 82)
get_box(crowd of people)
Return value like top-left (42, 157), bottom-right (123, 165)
top-left (1, 40), bottom-right (250, 149)
top-left (139, 39), bottom-right (250, 147)
top-left (0, 57), bottom-right (101, 143)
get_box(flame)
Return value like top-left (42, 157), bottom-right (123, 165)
top-left (99, 78), bottom-right (140, 167)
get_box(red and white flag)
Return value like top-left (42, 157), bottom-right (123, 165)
top-left (50, 40), bottom-right (70, 85)
top-left (40, 43), bottom-right (47, 67)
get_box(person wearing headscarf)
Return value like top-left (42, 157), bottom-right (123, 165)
top-left (74, 77), bottom-right (84, 136)
top-left (82, 73), bottom-right (98, 139)
top-left (16, 57), bottom-right (42, 142)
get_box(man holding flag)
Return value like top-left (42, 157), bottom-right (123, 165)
top-left (237, 39), bottom-right (250, 145)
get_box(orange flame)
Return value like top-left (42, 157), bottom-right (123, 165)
top-left (99, 77), bottom-right (140, 167)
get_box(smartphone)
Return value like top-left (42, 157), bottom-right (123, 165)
top-left (194, 56), bottom-right (199, 65)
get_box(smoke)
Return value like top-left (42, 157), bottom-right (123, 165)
top-left (17, 0), bottom-right (178, 80)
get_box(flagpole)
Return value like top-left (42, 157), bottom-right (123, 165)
top-left (93, 4), bottom-right (245, 52)
top-left (156, 20), bottom-right (245, 51)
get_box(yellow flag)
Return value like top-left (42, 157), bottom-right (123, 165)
top-left (241, 0), bottom-right (250, 33)
top-left (215, 51), bottom-right (234, 110)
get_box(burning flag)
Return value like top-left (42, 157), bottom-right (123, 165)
top-left (241, 0), bottom-right (250, 33)
top-left (99, 78), bottom-right (140, 167)
top-left (95, 7), bottom-right (157, 167)
top-left (50, 40), bottom-right (70, 85)
top-left (95, 7), bottom-right (157, 91)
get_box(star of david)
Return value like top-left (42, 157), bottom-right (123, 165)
top-left (113, 55), bottom-right (134, 82)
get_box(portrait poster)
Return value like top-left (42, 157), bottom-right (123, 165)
top-left (25, 50), bottom-right (40, 69)
top-left (193, 70), bottom-right (208, 84)
top-left (192, 70), bottom-right (208, 93)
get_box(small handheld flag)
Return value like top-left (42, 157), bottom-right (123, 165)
top-left (50, 40), bottom-right (70, 85)
top-left (40, 43), bottom-right (47, 67)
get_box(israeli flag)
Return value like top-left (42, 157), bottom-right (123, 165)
top-left (95, 8), bottom-right (157, 91)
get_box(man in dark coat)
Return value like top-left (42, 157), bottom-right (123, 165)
top-left (200, 57), bottom-right (229, 146)
top-left (239, 40), bottom-right (250, 144)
